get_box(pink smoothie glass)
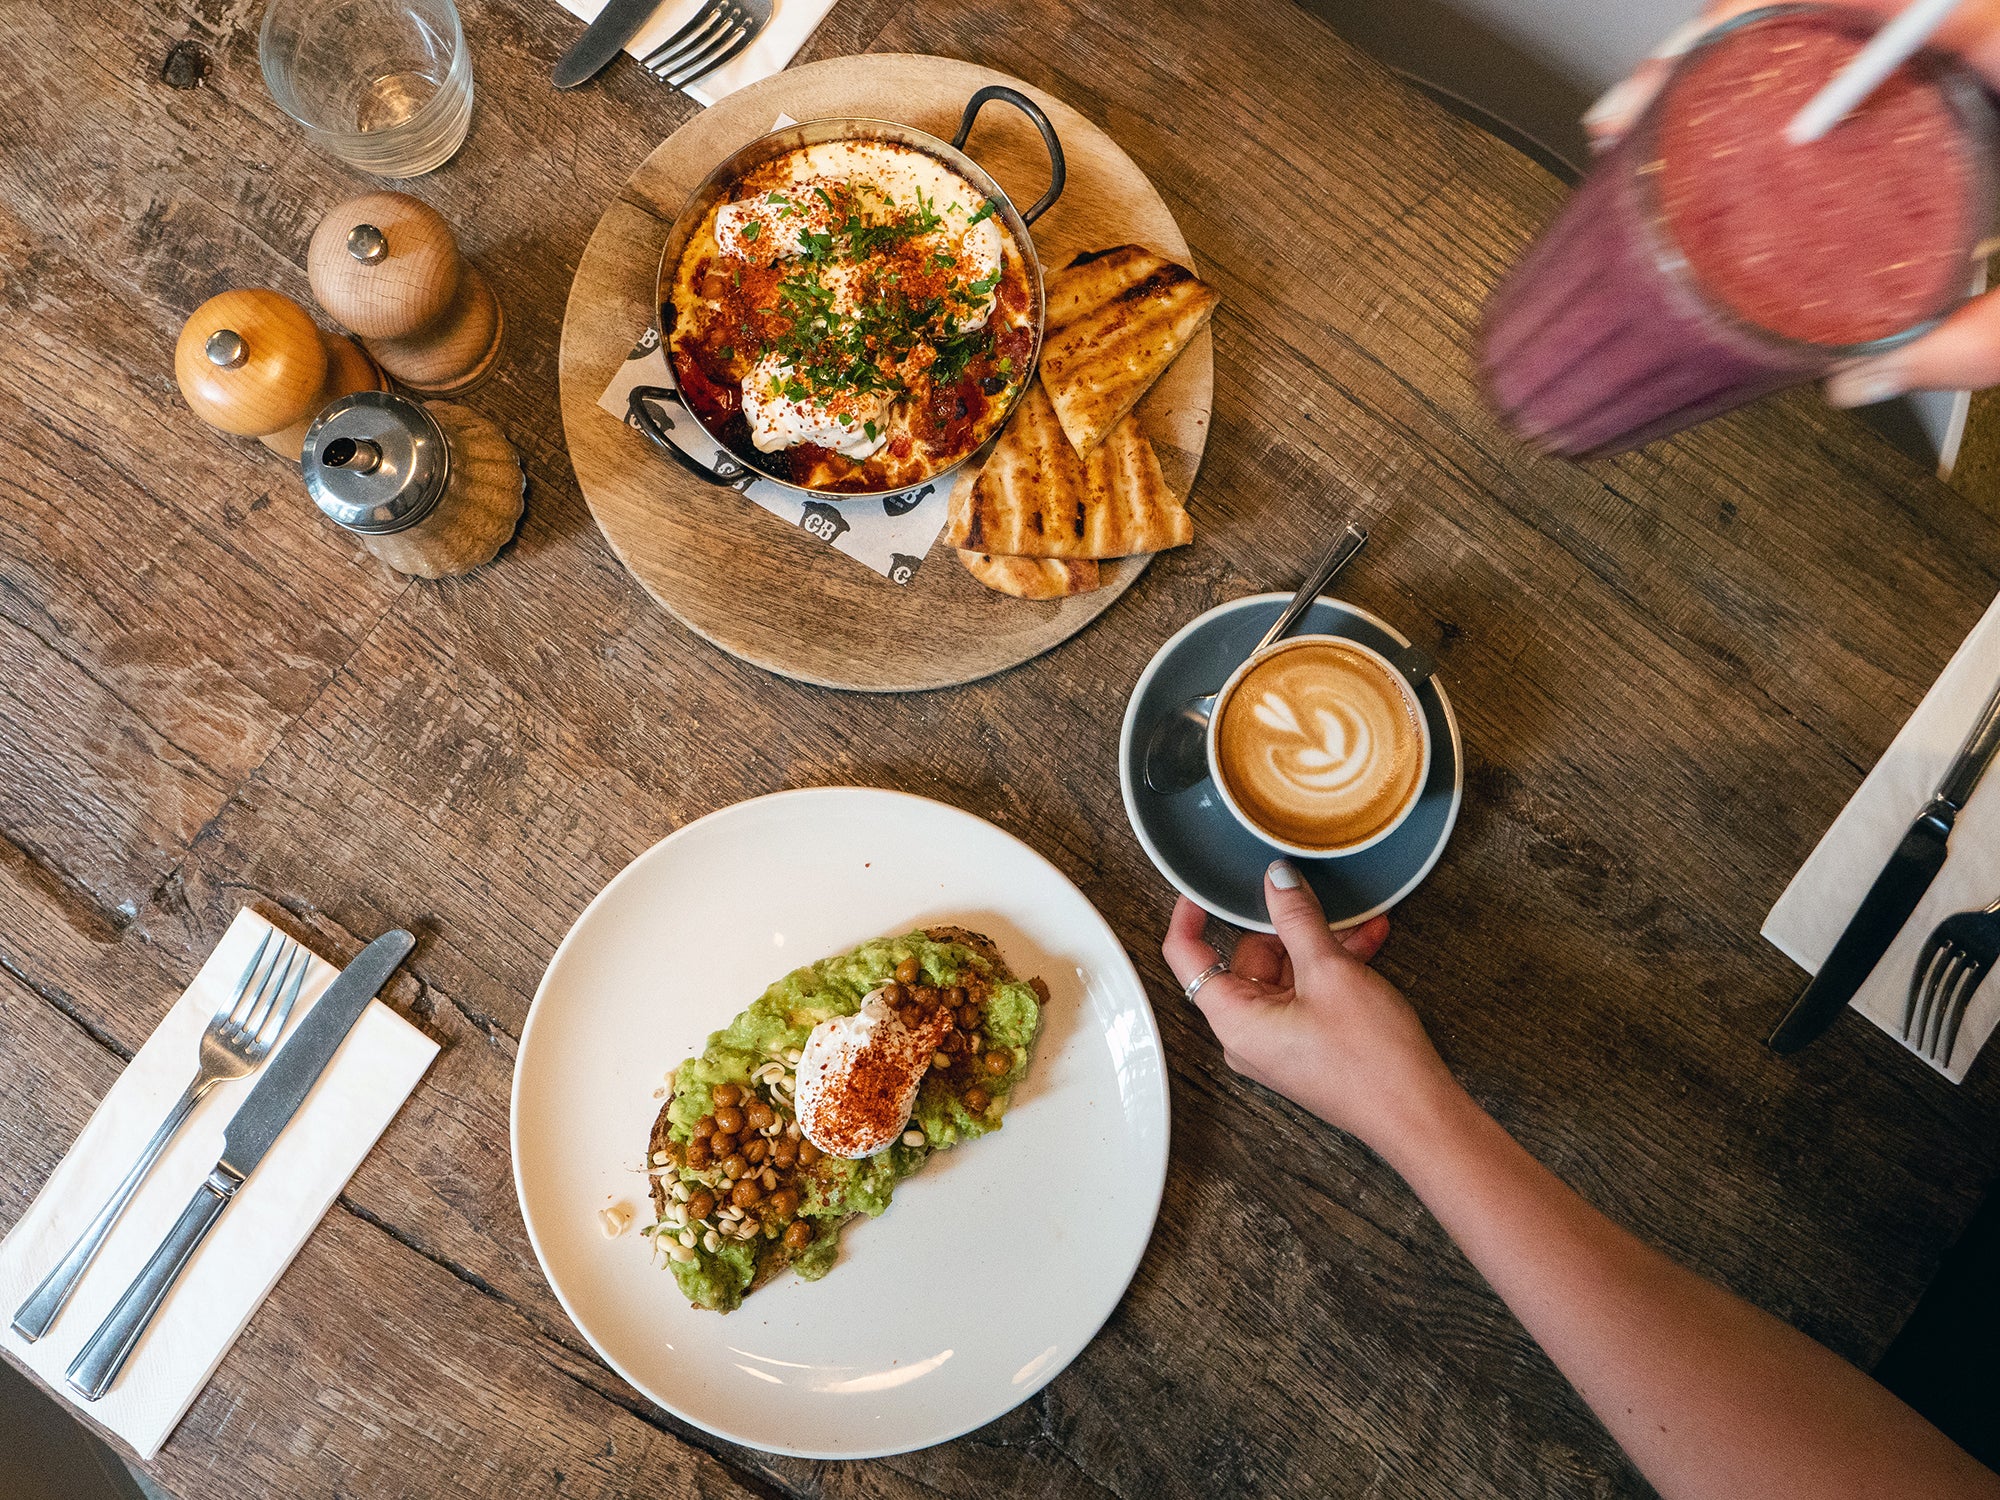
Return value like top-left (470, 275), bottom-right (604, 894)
top-left (1480, 4), bottom-right (1997, 459)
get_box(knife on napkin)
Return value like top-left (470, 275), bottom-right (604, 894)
top-left (66, 929), bottom-right (415, 1399)
top-left (553, 0), bottom-right (662, 87)
top-left (1768, 677), bottom-right (2000, 1053)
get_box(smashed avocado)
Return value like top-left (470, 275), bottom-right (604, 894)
top-left (646, 928), bottom-right (1043, 1312)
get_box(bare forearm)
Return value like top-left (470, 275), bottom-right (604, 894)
top-left (1372, 1083), bottom-right (1998, 1500)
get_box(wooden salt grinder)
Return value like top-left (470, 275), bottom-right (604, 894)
top-left (175, 289), bottom-right (385, 461)
top-left (308, 192), bottom-right (504, 395)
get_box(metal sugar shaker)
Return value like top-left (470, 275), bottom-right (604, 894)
top-left (300, 390), bottom-right (523, 578)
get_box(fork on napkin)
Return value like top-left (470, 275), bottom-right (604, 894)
top-left (1765, 590), bottom-right (2000, 1081)
top-left (0, 909), bottom-right (437, 1458)
top-left (551, 0), bottom-right (832, 104)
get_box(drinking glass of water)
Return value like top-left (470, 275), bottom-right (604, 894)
top-left (260, 0), bottom-right (474, 178)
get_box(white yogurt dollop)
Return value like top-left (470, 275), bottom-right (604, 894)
top-left (741, 354), bottom-right (892, 457)
top-left (794, 988), bottom-right (942, 1159)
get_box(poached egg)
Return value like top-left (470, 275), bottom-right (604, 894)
top-left (741, 353), bottom-right (892, 458)
top-left (793, 988), bottom-right (950, 1159)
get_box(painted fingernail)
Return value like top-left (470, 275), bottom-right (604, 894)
top-left (1267, 859), bottom-right (1302, 890)
top-left (1824, 360), bottom-right (1906, 409)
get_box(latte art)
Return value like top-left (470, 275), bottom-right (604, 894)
top-left (1214, 639), bottom-right (1424, 852)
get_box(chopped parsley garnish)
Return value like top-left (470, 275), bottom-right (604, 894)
top-left (965, 198), bottom-right (998, 227)
top-left (717, 170), bottom-right (1014, 422)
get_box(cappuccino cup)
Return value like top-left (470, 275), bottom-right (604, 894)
top-left (1207, 634), bottom-right (1431, 858)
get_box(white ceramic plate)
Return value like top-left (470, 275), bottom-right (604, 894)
top-left (511, 787), bottom-right (1170, 1458)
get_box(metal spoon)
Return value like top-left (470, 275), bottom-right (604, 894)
top-left (1143, 523), bottom-right (1370, 796)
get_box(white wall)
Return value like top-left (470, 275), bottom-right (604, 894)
top-left (1449, 0), bottom-right (1704, 91)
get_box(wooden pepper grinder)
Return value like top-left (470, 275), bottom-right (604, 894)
top-left (308, 192), bottom-right (504, 395)
top-left (301, 391), bottom-right (524, 577)
top-left (175, 289), bottom-right (386, 460)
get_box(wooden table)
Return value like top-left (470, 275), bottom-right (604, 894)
top-left (4, 0), bottom-right (1998, 1494)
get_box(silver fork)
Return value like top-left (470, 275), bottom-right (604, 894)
top-left (640, 0), bottom-right (771, 90)
top-left (1904, 898), bottom-right (2000, 1071)
top-left (11, 931), bottom-right (310, 1341)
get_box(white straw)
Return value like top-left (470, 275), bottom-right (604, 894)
top-left (1787, 0), bottom-right (1968, 143)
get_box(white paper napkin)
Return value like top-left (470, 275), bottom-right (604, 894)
top-left (0, 909), bottom-right (438, 1458)
top-left (598, 325), bottom-right (952, 582)
top-left (551, 0), bottom-right (832, 105)
top-left (1764, 590), bottom-right (2000, 1081)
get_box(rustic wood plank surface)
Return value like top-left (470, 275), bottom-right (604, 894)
top-left (3, 0), bottom-right (1999, 1494)
top-left (559, 52), bottom-right (1215, 692)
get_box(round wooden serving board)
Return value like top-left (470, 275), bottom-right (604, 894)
top-left (559, 54), bottom-right (1213, 693)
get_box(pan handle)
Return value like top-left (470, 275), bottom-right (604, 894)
top-left (952, 85), bottom-right (1067, 227)
top-left (626, 385), bottom-right (753, 488)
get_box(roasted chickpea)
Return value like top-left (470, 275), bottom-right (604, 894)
top-left (768, 1187), bottom-right (801, 1219)
top-left (687, 1188), bottom-right (716, 1222)
top-left (963, 1086), bottom-right (990, 1113)
top-left (983, 1049), bottom-right (1010, 1077)
top-left (723, 1153), bottom-right (749, 1179)
top-left (746, 1099), bottom-right (776, 1131)
top-left (894, 956), bottom-right (922, 986)
top-left (949, 986), bottom-right (969, 1007)
top-left (691, 1114), bottom-right (716, 1139)
top-left (880, 980), bottom-right (908, 1006)
top-left (744, 1138), bottom-right (768, 1164)
top-left (731, 1178), bottom-right (763, 1207)
top-left (798, 1140), bottom-right (822, 1166)
top-left (784, 1219), bottom-right (814, 1251)
top-left (941, 1029), bottom-right (964, 1053)
top-left (914, 985), bottom-right (940, 1008)
top-left (772, 1139), bottom-right (798, 1168)
top-left (687, 1138), bottom-right (713, 1170)
top-left (713, 1104), bottom-right (745, 1134)
top-left (710, 1131), bottom-right (737, 1156)
top-left (958, 1004), bottom-right (980, 1030)
top-left (712, 1082), bottom-right (743, 1107)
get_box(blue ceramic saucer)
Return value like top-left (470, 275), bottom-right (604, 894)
top-left (1118, 594), bottom-right (1463, 932)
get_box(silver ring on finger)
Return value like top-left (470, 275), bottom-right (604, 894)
top-left (1183, 960), bottom-right (1230, 1003)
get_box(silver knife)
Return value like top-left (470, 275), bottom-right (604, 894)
top-left (66, 929), bottom-right (415, 1400)
top-left (552, 0), bottom-right (665, 88)
top-left (1768, 674), bottom-right (2000, 1053)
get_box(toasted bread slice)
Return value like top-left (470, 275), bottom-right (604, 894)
top-left (923, 924), bottom-right (1006, 970)
top-left (1080, 413), bottom-right (1193, 555)
top-left (958, 547), bottom-right (1101, 598)
top-left (1044, 246), bottom-right (1174, 332)
top-left (650, 926), bottom-right (1043, 1311)
top-left (945, 382), bottom-right (1083, 555)
top-left (945, 394), bottom-right (1192, 559)
top-left (1039, 264), bottom-right (1219, 456)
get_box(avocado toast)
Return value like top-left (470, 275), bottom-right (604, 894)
top-left (646, 925), bottom-right (1045, 1312)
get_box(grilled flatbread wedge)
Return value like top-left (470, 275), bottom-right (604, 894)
top-left (957, 546), bottom-right (1101, 598)
top-left (945, 387), bottom-right (1191, 559)
top-left (1044, 245), bottom-right (1174, 332)
top-left (945, 382), bottom-right (1079, 556)
top-left (1039, 262), bottom-right (1219, 456)
top-left (1082, 414), bottom-right (1193, 555)
top-left (647, 927), bottom-right (1043, 1313)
